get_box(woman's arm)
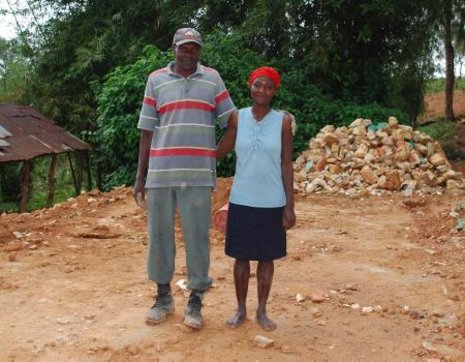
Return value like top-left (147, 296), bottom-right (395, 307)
top-left (217, 110), bottom-right (238, 160)
top-left (281, 113), bottom-right (296, 230)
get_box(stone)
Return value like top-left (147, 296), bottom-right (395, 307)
top-left (293, 116), bottom-right (465, 195)
top-left (253, 335), bottom-right (274, 348)
top-left (429, 153), bottom-right (445, 166)
top-left (323, 133), bottom-right (339, 146)
top-left (360, 165), bottom-right (377, 185)
top-left (379, 171), bottom-right (402, 191)
top-left (388, 116), bottom-right (399, 128)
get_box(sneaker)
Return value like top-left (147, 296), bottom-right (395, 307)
top-left (183, 291), bottom-right (204, 329)
top-left (146, 290), bottom-right (174, 325)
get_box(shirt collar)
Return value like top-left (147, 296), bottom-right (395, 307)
top-left (167, 61), bottom-right (204, 78)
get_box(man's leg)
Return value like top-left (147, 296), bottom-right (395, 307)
top-left (177, 186), bottom-right (212, 328)
top-left (145, 188), bottom-right (176, 324)
top-left (226, 259), bottom-right (250, 328)
top-left (256, 260), bottom-right (277, 331)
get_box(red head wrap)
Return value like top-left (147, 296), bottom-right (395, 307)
top-left (247, 66), bottom-right (280, 89)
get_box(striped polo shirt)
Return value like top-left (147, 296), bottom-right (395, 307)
top-left (138, 61), bottom-right (235, 188)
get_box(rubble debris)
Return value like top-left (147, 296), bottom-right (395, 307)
top-left (294, 117), bottom-right (465, 195)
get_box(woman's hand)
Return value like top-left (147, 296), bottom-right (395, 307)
top-left (283, 205), bottom-right (296, 230)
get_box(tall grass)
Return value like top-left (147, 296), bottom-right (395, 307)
top-left (426, 77), bottom-right (465, 93)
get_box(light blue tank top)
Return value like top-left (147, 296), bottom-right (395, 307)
top-left (229, 107), bottom-right (286, 207)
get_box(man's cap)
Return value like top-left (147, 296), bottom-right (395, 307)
top-left (173, 28), bottom-right (203, 47)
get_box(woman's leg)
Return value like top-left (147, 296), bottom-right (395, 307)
top-left (226, 259), bottom-right (250, 328)
top-left (256, 260), bottom-right (277, 331)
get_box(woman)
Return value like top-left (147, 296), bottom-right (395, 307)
top-left (217, 66), bottom-right (296, 331)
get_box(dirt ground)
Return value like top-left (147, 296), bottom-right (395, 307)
top-left (422, 90), bottom-right (465, 122)
top-left (1, 93), bottom-right (465, 361)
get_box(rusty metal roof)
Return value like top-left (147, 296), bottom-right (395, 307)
top-left (0, 104), bottom-right (91, 163)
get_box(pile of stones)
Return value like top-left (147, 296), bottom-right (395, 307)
top-left (293, 117), bottom-right (465, 195)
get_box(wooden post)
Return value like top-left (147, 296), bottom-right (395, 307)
top-left (67, 152), bottom-right (79, 196)
top-left (19, 160), bottom-right (32, 213)
top-left (85, 150), bottom-right (92, 191)
top-left (47, 154), bottom-right (58, 207)
top-left (76, 151), bottom-right (84, 192)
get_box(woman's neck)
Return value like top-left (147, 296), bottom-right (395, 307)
top-left (252, 105), bottom-right (271, 122)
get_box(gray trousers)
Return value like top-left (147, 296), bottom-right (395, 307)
top-left (146, 187), bottom-right (213, 291)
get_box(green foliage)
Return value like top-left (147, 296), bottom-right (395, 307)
top-left (0, 38), bottom-right (30, 103)
top-left (0, 155), bottom-right (77, 213)
top-left (425, 77), bottom-right (465, 92)
top-left (0, 163), bottom-right (22, 203)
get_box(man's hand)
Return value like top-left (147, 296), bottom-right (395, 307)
top-left (133, 178), bottom-right (146, 209)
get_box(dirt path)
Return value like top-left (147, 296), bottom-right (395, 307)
top-left (1, 178), bottom-right (465, 361)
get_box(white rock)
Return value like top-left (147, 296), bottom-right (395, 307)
top-left (253, 335), bottom-right (274, 348)
top-left (296, 293), bottom-right (306, 303)
top-left (175, 279), bottom-right (188, 291)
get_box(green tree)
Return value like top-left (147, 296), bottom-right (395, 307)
top-left (0, 37), bottom-right (30, 102)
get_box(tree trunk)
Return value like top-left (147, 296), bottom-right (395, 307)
top-left (444, 0), bottom-right (455, 121)
top-left (19, 160), bottom-right (32, 213)
top-left (67, 152), bottom-right (79, 196)
top-left (85, 151), bottom-right (92, 191)
top-left (47, 155), bottom-right (58, 207)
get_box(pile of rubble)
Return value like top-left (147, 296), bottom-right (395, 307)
top-left (294, 117), bottom-right (465, 195)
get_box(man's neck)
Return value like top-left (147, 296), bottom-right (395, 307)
top-left (172, 63), bottom-right (197, 78)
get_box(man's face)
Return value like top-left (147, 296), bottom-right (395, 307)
top-left (174, 43), bottom-right (201, 73)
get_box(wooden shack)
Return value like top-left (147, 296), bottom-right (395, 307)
top-left (0, 104), bottom-right (91, 212)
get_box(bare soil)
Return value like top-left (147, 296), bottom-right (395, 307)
top-left (422, 90), bottom-right (465, 122)
top-left (1, 92), bottom-right (465, 361)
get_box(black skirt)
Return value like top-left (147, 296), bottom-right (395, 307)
top-left (225, 202), bottom-right (286, 261)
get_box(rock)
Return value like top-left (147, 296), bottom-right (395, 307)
top-left (175, 279), bottom-right (188, 291)
top-left (361, 306), bottom-right (373, 315)
top-left (311, 294), bottom-right (327, 303)
top-left (293, 117), bottom-right (465, 195)
top-left (379, 171), bottom-right (402, 190)
top-left (429, 153), bottom-right (446, 166)
top-left (253, 335), bottom-right (274, 348)
top-left (323, 133), bottom-right (339, 146)
top-left (388, 116), bottom-right (399, 128)
top-left (296, 293), bottom-right (306, 303)
top-left (361, 165), bottom-right (377, 185)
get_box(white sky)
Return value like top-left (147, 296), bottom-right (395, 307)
top-left (0, 0), bottom-right (27, 40)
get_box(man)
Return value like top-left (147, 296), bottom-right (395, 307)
top-left (134, 28), bottom-right (236, 330)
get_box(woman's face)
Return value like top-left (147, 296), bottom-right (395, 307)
top-left (250, 76), bottom-right (277, 106)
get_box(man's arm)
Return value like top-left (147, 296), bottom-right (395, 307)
top-left (133, 129), bottom-right (153, 208)
top-left (216, 111), bottom-right (238, 160)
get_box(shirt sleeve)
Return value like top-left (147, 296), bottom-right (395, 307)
top-left (137, 75), bottom-right (159, 131)
top-left (214, 73), bottom-right (236, 129)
